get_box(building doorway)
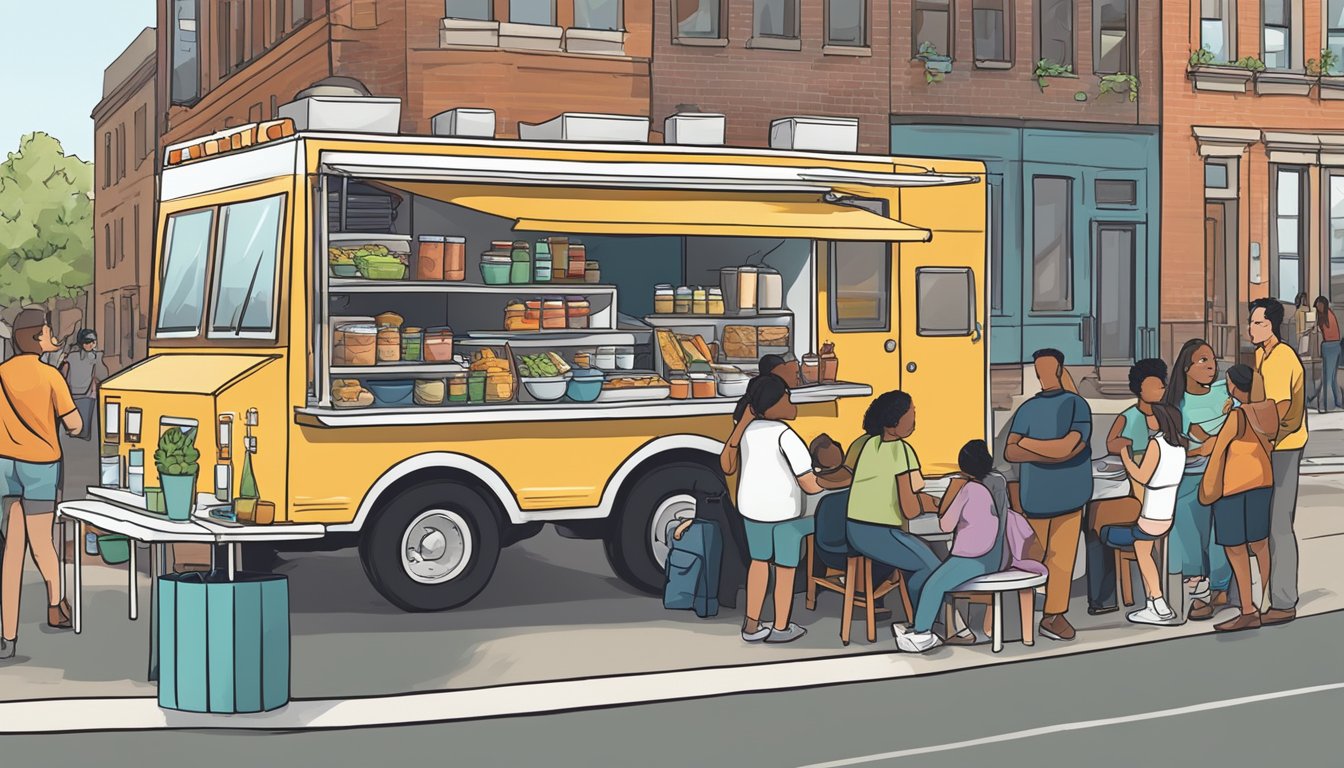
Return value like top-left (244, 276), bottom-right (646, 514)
top-left (1094, 223), bottom-right (1137, 366)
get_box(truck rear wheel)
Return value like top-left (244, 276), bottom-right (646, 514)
top-left (359, 481), bottom-right (501, 612)
top-left (604, 462), bottom-right (716, 594)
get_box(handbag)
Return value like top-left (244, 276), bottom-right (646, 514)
top-left (1221, 410), bottom-right (1274, 499)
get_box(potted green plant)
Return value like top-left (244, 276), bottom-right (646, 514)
top-left (155, 427), bottom-right (201, 521)
top-left (916, 41), bottom-right (952, 84)
top-left (1033, 59), bottom-right (1075, 90)
top-left (1099, 72), bottom-right (1139, 101)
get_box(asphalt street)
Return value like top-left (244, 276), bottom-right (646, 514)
top-left (2, 608), bottom-right (1339, 766)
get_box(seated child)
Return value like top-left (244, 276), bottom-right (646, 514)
top-left (809, 434), bottom-right (854, 490)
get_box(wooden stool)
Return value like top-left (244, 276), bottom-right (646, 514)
top-left (805, 536), bottom-right (913, 645)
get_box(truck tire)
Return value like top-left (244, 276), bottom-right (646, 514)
top-left (604, 462), bottom-right (716, 594)
top-left (359, 481), bottom-right (501, 612)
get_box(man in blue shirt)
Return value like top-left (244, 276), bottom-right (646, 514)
top-left (1005, 348), bottom-right (1094, 642)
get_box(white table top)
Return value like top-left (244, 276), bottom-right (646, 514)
top-left (58, 497), bottom-right (327, 545)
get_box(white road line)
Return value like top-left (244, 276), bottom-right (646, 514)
top-left (798, 681), bottom-right (1344, 768)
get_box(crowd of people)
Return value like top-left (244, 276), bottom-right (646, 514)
top-left (718, 296), bottom-right (1319, 651)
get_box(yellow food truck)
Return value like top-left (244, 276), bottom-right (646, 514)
top-left (93, 118), bottom-right (989, 611)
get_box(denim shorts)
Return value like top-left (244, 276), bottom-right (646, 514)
top-left (0, 458), bottom-right (61, 508)
top-left (1213, 487), bottom-right (1273, 547)
top-left (742, 517), bottom-right (815, 568)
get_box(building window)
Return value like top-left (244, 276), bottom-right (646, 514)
top-left (1205, 161), bottom-right (1229, 190)
top-left (1330, 172), bottom-right (1344, 304)
top-left (1263, 0), bottom-right (1292, 70)
top-left (116, 125), bottom-right (126, 180)
top-left (1095, 179), bottom-right (1137, 206)
top-left (509, 0), bottom-right (554, 25)
top-left (117, 218), bottom-right (125, 265)
top-left (1094, 0), bottom-right (1133, 73)
top-left (1032, 176), bottom-right (1074, 312)
top-left (104, 301), bottom-right (117, 357)
top-left (1201, 0), bottom-right (1236, 62)
top-left (219, 0), bottom-right (248, 75)
top-left (576, 0), bottom-right (621, 30)
top-left (676, 0), bottom-right (722, 38)
top-left (829, 242), bottom-right (890, 331)
top-left (171, 0), bottom-right (200, 105)
top-left (973, 0), bottom-right (1010, 63)
top-left (133, 206), bottom-right (140, 265)
top-left (1038, 0), bottom-right (1074, 68)
top-left (754, 0), bottom-right (799, 39)
top-left (917, 268), bottom-right (976, 336)
top-left (102, 133), bottom-right (111, 188)
top-left (826, 0), bottom-right (866, 46)
top-left (104, 224), bottom-right (113, 269)
top-left (1272, 166), bottom-right (1306, 302)
top-left (1327, 0), bottom-right (1344, 74)
top-left (293, 0), bottom-right (310, 25)
top-left (134, 107), bottom-right (148, 167)
top-left (446, 0), bottom-right (493, 20)
top-left (913, 0), bottom-right (951, 57)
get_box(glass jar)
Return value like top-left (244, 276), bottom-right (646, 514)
top-left (467, 371), bottom-right (487, 403)
top-left (127, 449), bottom-right (145, 495)
top-left (707, 287), bottom-right (725, 315)
top-left (400, 327), bottom-right (423, 362)
top-left (100, 445), bottom-right (121, 489)
top-left (416, 236), bottom-right (446, 281)
top-left (584, 260), bottom-right (602, 284)
top-left (801, 353), bottom-right (821, 384)
top-left (534, 240), bottom-right (553, 283)
top-left (654, 284), bottom-right (675, 314)
top-left (423, 327), bottom-right (455, 362)
top-left (692, 286), bottom-right (709, 315)
top-left (674, 286), bottom-right (693, 314)
top-left (542, 298), bottom-right (567, 329)
top-left (446, 372), bottom-right (469, 403)
top-left (566, 297), bottom-right (591, 329)
top-left (443, 236), bottom-right (466, 281)
top-left (377, 328), bottom-right (401, 363)
top-left (568, 244), bottom-right (587, 279)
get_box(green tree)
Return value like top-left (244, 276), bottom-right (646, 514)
top-left (0, 132), bottom-right (94, 312)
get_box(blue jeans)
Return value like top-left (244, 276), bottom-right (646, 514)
top-left (846, 520), bottom-right (942, 607)
top-left (912, 552), bottom-right (999, 633)
top-left (1170, 473), bottom-right (1231, 592)
top-left (1310, 341), bottom-right (1343, 411)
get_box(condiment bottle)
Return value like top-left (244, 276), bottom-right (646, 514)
top-left (510, 240), bottom-right (532, 284)
top-left (819, 342), bottom-right (839, 383)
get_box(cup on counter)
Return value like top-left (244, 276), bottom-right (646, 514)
top-left (615, 346), bottom-right (635, 370)
top-left (594, 346), bottom-right (617, 370)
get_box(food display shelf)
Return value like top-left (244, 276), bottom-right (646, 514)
top-left (330, 363), bottom-right (468, 376)
top-left (329, 279), bottom-right (620, 295)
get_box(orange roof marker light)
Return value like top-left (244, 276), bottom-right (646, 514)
top-left (163, 118), bottom-right (295, 167)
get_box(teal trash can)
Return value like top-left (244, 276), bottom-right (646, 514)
top-left (157, 571), bottom-right (290, 713)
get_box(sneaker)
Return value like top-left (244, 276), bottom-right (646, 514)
top-left (891, 623), bottom-right (910, 637)
top-left (765, 623), bottom-right (807, 644)
top-left (1038, 614), bottom-right (1077, 641)
top-left (1128, 600), bottom-right (1180, 626)
top-left (741, 622), bottom-right (772, 643)
top-left (895, 630), bottom-right (944, 653)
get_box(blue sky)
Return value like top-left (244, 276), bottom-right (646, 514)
top-left (0, 2), bottom-right (157, 162)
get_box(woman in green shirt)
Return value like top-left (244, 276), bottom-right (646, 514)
top-left (845, 390), bottom-right (942, 612)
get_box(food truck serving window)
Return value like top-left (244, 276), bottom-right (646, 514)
top-left (156, 209), bottom-right (214, 337)
top-left (209, 194), bottom-right (284, 339)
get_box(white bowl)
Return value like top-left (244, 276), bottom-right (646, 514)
top-left (522, 375), bottom-right (571, 401)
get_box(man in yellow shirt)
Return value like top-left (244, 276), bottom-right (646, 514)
top-left (1250, 298), bottom-right (1308, 626)
top-left (0, 310), bottom-right (83, 660)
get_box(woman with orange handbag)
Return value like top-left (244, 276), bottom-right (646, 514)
top-left (1198, 364), bottom-right (1278, 633)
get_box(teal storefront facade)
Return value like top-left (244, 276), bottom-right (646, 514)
top-left (890, 122), bottom-right (1160, 367)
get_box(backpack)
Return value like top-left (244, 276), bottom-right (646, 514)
top-left (663, 518), bottom-right (722, 619)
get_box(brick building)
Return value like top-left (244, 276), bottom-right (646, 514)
top-left (1162, 0), bottom-right (1344, 366)
top-left (92, 27), bottom-right (159, 374)
top-left (157, 0), bottom-right (652, 147)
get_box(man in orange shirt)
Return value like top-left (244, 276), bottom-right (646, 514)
top-left (1, 309), bottom-right (83, 660)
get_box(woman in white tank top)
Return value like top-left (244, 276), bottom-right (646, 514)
top-left (1102, 403), bottom-right (1189, 625)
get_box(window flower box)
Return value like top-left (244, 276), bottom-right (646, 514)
top-left (440, 18), bottom-right (500, 48)
top-left (1320, 77), bottom-right (1344, 100)
top-left (563, 28), bottom-right (627, 56)
top-left (1187, 64), bottom-right (1255, 93)
top-left (1255, 71), bottom-right (1314, 96)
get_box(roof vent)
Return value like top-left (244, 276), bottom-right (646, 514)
top-left (518, 113), bottom-right (649, 143)
top-left (432, 108), bottom-right (496, 138)
top-left (769, 116), bottom-right (859, 153)
top-left (664, 113), bottom-right (726, 146)
top-left (279, 77), bottom-right (401, 133)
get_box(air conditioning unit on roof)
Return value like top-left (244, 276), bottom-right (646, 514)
top-left (518, 113), bottom-right (649, 143)
top-left (769, 116), bottom-right (859, 153)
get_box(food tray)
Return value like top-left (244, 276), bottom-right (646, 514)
top-left (597, 386), bottom-right (671, 403)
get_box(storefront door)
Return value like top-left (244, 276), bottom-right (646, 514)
top-left (1023, 165), bottom-right (1093, 366)
top-left (1094, 223), bottom-right (1139, 366)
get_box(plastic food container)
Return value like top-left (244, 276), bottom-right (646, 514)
top-left (802, 353), bottom-right (820, 384)
top-left (567, 244), bottom-right (587, 279)
top-left (504, 301), bottom-right (534, 331)
top-left (542, 299), bottom-right (567, 329)
top-left (522, 374), bottom-right (571, 401)
top-left (674, 286), bottom-right (693, 314)
top-left (377, 328), bottom-right (401, 363)
top-left (654, 285), bottom-right (675, 314)
top-left (717, 370), bottom-right (750, 398)
top-left (567, 368), bottom-right (604, 402)
top-left (594, 346), bottom-right (617, 370)
top-left (368, 380), bottom-right (414, 407)
top-left (534, 241), bottom-right (553, 283)
top-left (481, 253), bottom-right (512, 285)
top-left (690, 374), bottom-right (716, 399)
top-left (446, 372), bottom-right (469, 403)
top-left (401, 327), bottom-right (423, 362)
top-left (416, 236), bottom-right (445, 280)
top-left (337, 323), bottom-right (377, 366)
top-left (668, 377), bottom-right (691, 400)
top-left (584, 260), bottom-right (601, 284)
top-left (414, 378), bottom-right (446, 406)
top-left (615, 346), bottom-right (635, 370)
top-left (510, 241), bottom-right (532, 284)
top-left (708, 288), bottom-right (725, 315)
top-left (467, 371), bottom-right (487, 403)
top-left (485, 372), bottom-right (514, 402)
top-left (98, 535), bottom-right (131, 566)
top-left (566, 296), bottom-right (590, 329)
top-left (424, 327), bottom-right (455, 362)
top-left (692, 287), bottom-right (708, 315)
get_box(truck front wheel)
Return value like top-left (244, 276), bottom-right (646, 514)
top-left (604, 462), bottom-right (717, 594)
top-left (359, 481), bottom-right (502, 612)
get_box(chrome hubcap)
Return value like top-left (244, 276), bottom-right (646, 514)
top-left (401, 510), bottom-right (473, 584)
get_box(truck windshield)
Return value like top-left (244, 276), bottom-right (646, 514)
top-left (156, 209), bottom-right (214, 336)
top-left (210, 195), bottom-right (284, 337)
